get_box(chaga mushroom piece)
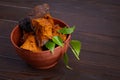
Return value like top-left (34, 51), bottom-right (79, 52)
top-left (32, 18), bottom-right (53, 47)
top-left (29, 3), bottom-right (49, 19)
top-left (29, 3), bottom-right (54, 47)
top-left (19, 17), bottom-right (33, 33)
top-left (20, 34), bottom-right (41, 52)
top-left (44, 13), bottom-right (54, 26)
top-left (19, 17), bottom-right (34, 43)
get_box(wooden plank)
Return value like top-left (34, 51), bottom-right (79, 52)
top-left (0, 55), bottom-right (120, 80)
top-left (0, 5), bottom-right (30, 21)
top-left (73, 31), bottom-right (120, 56)
top-left (0, 0), bottom-right (120, 37)
top-left (0, 0), bottom-right (120, 80)
top-left (0, 20), bottom-right (16, 36)
top-left (0, 23), bottom-right (119, 80)
top-left (0, 20), bottom-right (119, 71)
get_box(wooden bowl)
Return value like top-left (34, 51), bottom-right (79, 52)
top-left (10, 18), bottom-right (71, 69)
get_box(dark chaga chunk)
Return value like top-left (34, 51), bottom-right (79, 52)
top-left (19, 17), bottom-right (33, 32)
top-left (29, 3), bottom-right (49, 19)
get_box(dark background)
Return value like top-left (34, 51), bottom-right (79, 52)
top-left (0, 0), bottom-right (120, 80)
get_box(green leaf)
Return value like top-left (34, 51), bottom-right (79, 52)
top-left (63, 53), bottom-right (68, 65)
top-left (70, 40), bottom-right (81, 60)
top-left (45, 41), bottom-right (55, 54)
top-left (63, 53), bottom-right (72, 70)
top-left (58, 26), bottom-right (75, 34)
top-left (52, 36), bottom-right (64, 47)
top-left (70, 46), bottom-right (80, 60)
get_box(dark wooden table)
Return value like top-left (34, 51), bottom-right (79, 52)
top-left (0, 0), bottom-right (120, 80)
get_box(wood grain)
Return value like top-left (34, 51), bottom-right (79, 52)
top-left (0, 0), bottom-right (120, 80)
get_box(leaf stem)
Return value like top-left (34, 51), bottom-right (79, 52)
top-left (69, 44), bottom-right (80, 60)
